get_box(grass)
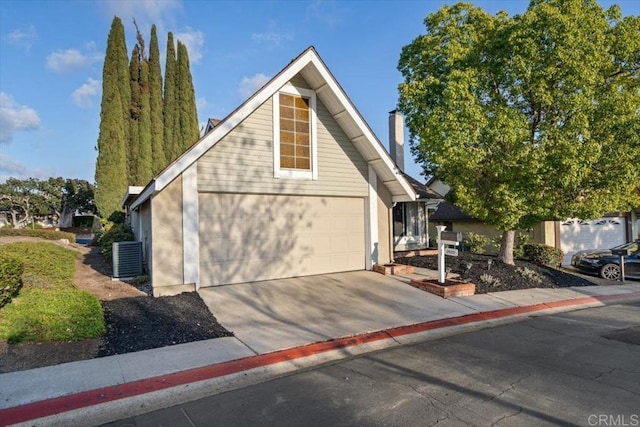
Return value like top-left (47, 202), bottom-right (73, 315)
top-left (0, 288), bottom-right (105, 343)
top-left (0, 242), bottom-right (77, 288)
top-left (0, 242), bottom-right (105, 343)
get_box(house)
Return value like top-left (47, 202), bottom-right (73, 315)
top-left (427, 179), bottom-right (640, 265)
top-left (123, 47), bottom-right (419, 296)
top-left (387, 111), bottom-right (442, 253)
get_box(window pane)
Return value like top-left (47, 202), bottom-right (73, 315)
top-left (294, 96), bottom-right (309, 109)
top-left (279, 92), bottom-right (312, 173)
top-left (280, 105), bottom-right (294, 119)
top-left (296, 145), bottom-right (309, 157)
top-left (281, 118), bottom-right (295, 132)
top-left (296, 121), bottom-right (309, 134)
top-left (281, 143), bottom-right (294, 156)
top-left (280, 93), bottom-right (294, 106)
top-left (295, 108), bottom-right (309, 121)
top-left (281, 131), bottom-right (295, 143)
top-left (280, 155), bottom-right (295, 168)
top-left (296, 157), bottom-right (310, 170)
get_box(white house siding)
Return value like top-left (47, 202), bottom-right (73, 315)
top-left (196, 76), bottom-right (368, 197)
top-left (198, 194), bottom-right (365, 286)
top-left (150, 176), bottom-right (190, 295)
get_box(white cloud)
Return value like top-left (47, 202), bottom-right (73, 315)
top-left (46, 46), bottom-right (102, 73)
top-left (196, 97), bottom-right (207, 110)
top-left (5, 25), bottom-right (38, 51)
top-left (307, 1), bottom-right (343, 27)
top-left (72, 78), bottom-right (101, 108)
top-left (251, 31), bottom-right (293, 47)
top-left (175, 28), bottom-right (204, 63)
top-left (0, 92), bottom-right (40, 144)
top-left (239, 73), bottom-right (271, 98)
top-left (0, 154), bottom-right (26, 177)
top-left (103, 0), bottom-right (182, 30)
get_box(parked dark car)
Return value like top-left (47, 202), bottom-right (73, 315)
top-left (571, 240), bottom-right (640, 280)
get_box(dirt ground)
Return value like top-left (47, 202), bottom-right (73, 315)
top-left (0, 238), bottom-right (231, 373)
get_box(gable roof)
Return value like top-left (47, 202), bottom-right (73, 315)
top-left (401, 172), bottom-right (443, 201)
top-left (430, 201), bottom-right (477, 222)
top-left (129, 46), bottom-right (416, 210)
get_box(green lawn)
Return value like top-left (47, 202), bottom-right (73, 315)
top-left (0, 242), bottom-right (105, 343)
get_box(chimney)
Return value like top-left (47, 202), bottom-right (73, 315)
top-left (388, 110), bottom-right (405, 171)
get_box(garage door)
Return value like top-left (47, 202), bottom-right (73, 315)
top-left (198, 194), bottom-right (366, 286)
top-left (560, 217), bottom-right (626, 265)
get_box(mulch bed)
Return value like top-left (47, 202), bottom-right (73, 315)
top-left (99, 292), bottom-right (233, 357)
top-left (395, 253), bottom-right (594, 294)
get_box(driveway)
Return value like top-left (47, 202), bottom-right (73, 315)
top-left (198, 271), bottom-right (477, 354)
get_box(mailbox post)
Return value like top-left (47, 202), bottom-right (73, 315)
top-left (611, 247), bottom-right (630, 283)
top-left (436, 227), bottom-right (462, 284)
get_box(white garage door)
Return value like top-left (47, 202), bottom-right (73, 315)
top-left (198, 194), bottom-right (366, 287)
top-left (560, 217), bottom-right (626, 265)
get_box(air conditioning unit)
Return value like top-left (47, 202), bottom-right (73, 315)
top-left (112, 241), bottom-right (143, 279)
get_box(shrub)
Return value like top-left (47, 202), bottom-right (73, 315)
top-left (523, 243), bottom-right (563, 266)
top-left (0, 228), bottom-right (76, 243)
top-left (464, 232), bottom-right (490, 254)
top-left (515, 266), bottom-right (542, 284)
top-left (479, 273), bottom-right (502, 288)
top-left (0, 288), bottom-right (105, 343)
top-left (513, 232), bottom-right (531, 259)
top-left (0, 253), bottom-right (23, 308)
top-left (0, 242), bottom-right (77, 289)
top-left (97, 223), bottom-right (134, 259)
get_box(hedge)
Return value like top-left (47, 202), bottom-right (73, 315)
top-left (0, 253), bottom-right (23, 308)
top-left (0, 228), bottom-right (76, 243)
top-left (523, 243), bottom-right (563, 266)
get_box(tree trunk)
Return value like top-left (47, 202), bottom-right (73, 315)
top-left (497, 230), bottom-right (515, 265)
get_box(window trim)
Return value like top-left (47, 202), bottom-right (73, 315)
top-left (273, 83), bottom-right (318, 180)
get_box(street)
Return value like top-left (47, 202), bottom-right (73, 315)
top-left (106, 301), bottom-right (640, 427)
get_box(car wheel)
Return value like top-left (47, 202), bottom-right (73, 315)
top-left (600, 263), bottom-right (621, 280)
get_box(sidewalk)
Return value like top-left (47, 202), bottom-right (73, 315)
top-left (1, 280), bottom-right (639, 427)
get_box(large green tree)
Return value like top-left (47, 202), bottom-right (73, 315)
top-left (163, 32), bottom-right (178, 163)
top-left (0, 177), bottom-right (95, 227)
top-left (398, 0), bottom-right (640, 264)
top-left (95, 17), bottom-right (129, 218)
top-left (128, 44), bottom-right (142, 183)
top-left (137, 58), bottom-right (153, 184)
top-left (149, 25), bottom-right (166, 175)
top-left (176, 40), bottom-right (200, 154)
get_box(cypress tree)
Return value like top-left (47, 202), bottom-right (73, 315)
top-left (149, 25), bottom-right (165, 175)
top-left (176, 41), bottom-right (200, 154)
top-left (138, 59), bottom-right (153, 184)
top-left (95, 16), bottom-right (129, 218)
top-left (128, 44), bottom-right (141, 184)
top-left (163, 32), bottom-right (178, 163)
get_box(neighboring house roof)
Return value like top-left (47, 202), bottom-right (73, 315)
top-left (429, 201), bottom-right (477, 222)
top-left (204, 118), bottom-right (220, 134)
top-left (128, 46), bottom-right (416, 210)
top-left (401, 172), bottom-right (443, 201)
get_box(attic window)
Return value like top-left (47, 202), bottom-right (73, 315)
top-left (273, 84), bottom-right (317, 180)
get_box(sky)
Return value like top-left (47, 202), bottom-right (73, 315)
top-left (1, 0), bottom-right (638, 184)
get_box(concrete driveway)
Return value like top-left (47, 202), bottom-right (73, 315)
top-left (198, 271), bottom-right (478, 355)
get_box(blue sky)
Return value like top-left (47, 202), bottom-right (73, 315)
top-left (1, 0), bottom-right (637, 184)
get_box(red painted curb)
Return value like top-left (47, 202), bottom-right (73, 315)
top-left (1, 291), bottom-right (639, 426)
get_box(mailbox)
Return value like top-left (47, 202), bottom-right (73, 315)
top-left (440, 231), bottom-right (462, 243)
top-left (612, 248), bottom-right (631, 256)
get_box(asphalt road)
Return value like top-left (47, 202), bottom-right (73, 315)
top-left (105, 301), bottom-right (640, 427)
